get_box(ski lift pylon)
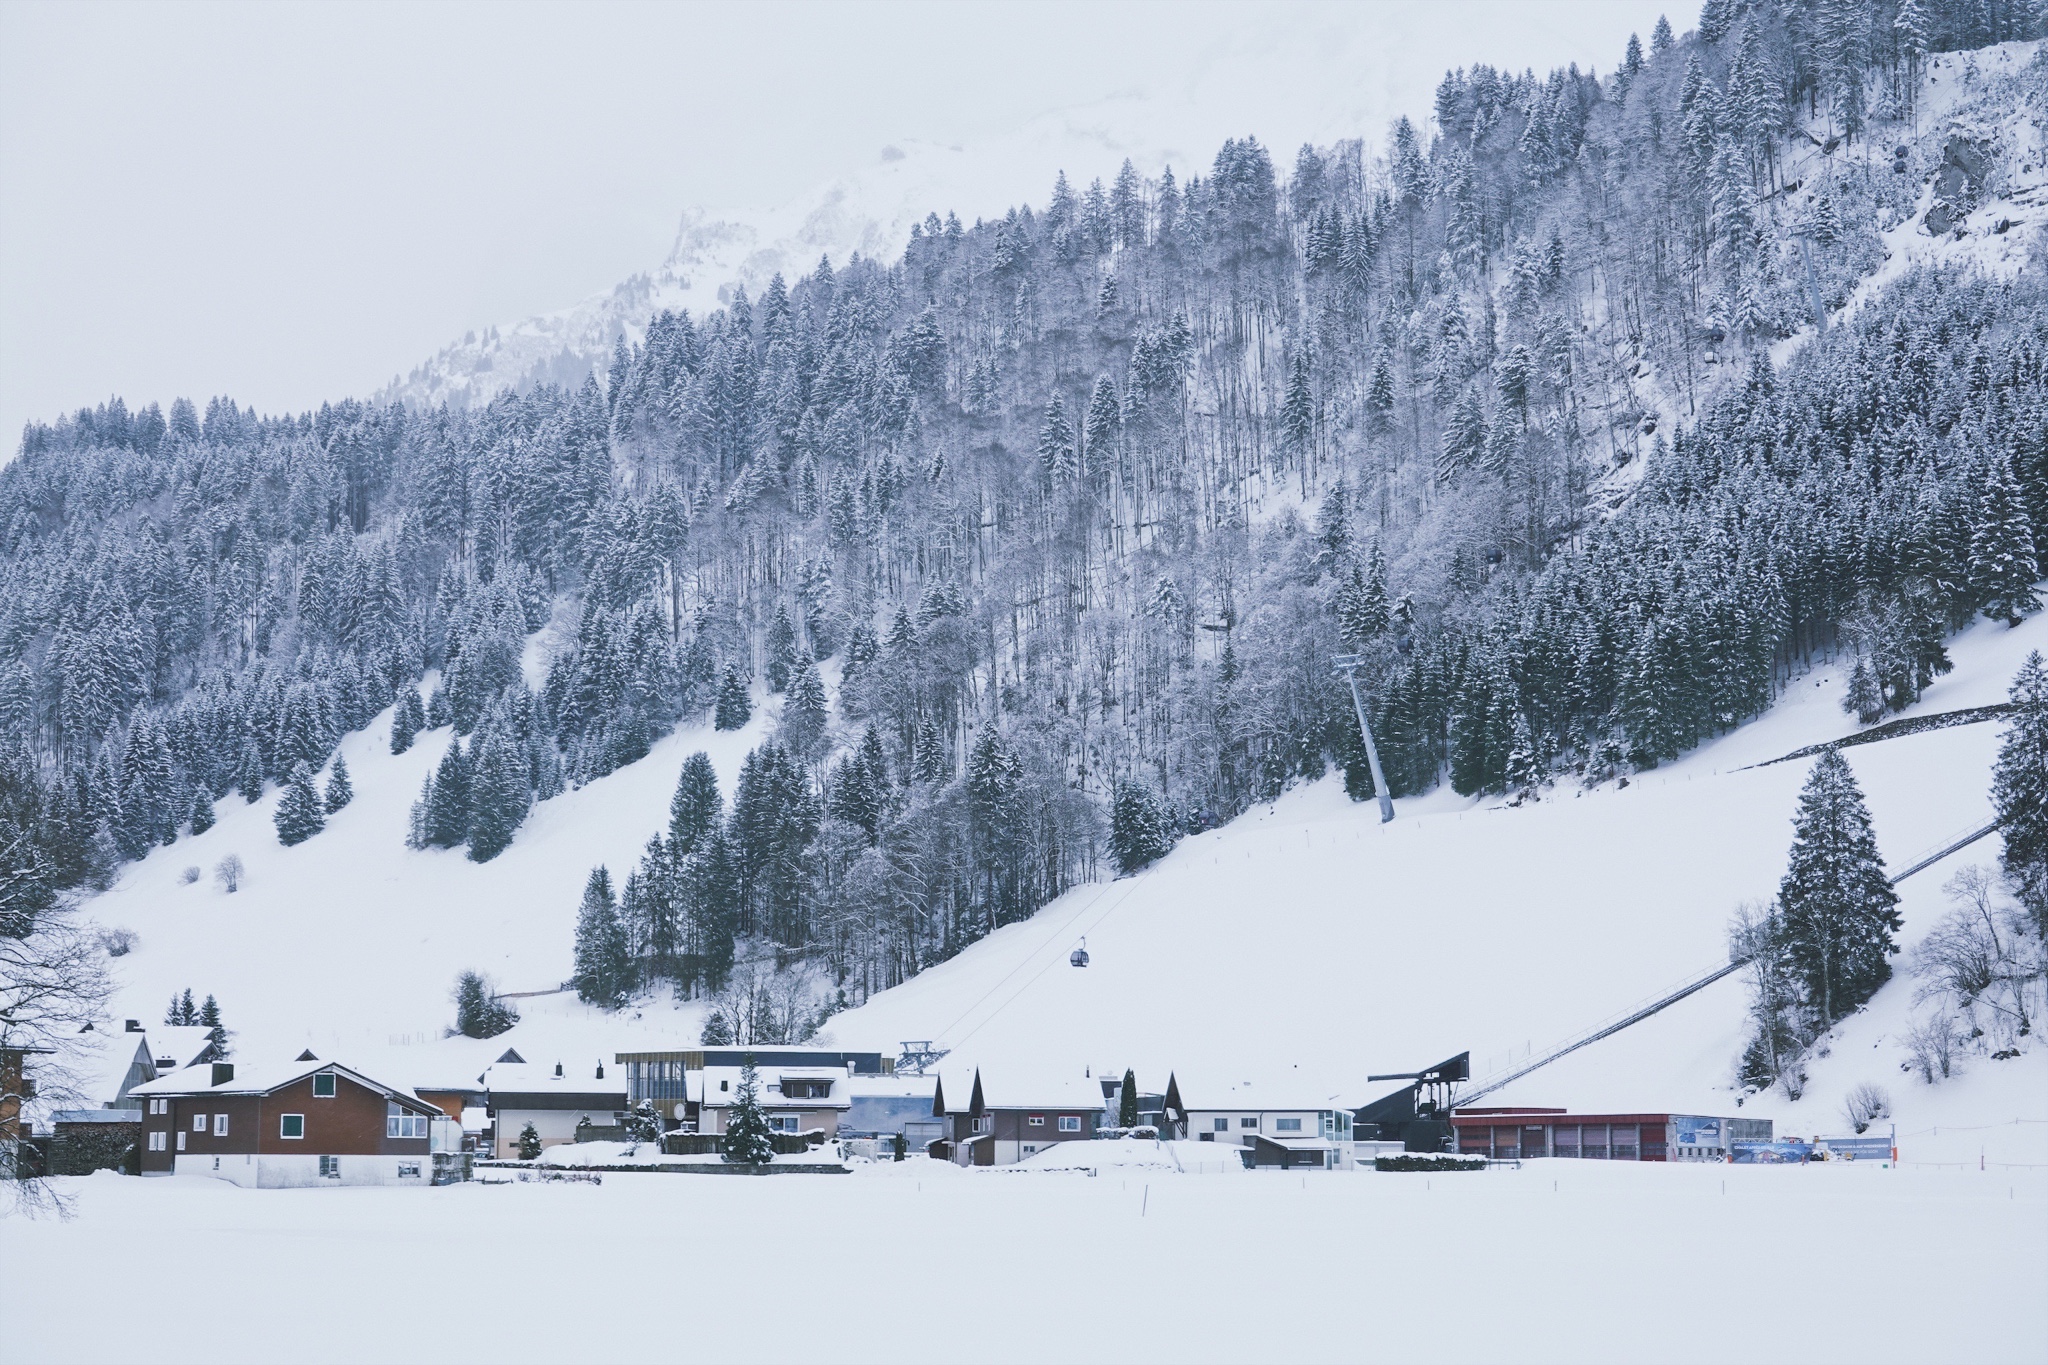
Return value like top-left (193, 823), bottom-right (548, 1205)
top-left (1070, 938), bottom-right (1090, 968)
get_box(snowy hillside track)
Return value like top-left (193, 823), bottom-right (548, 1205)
top-left (1744, 702), bottom-right (2019, 769)
top-left (9, 1164), bottom-right (2043, 1365)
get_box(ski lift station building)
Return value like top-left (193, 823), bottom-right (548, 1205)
top-left (1451, 1108), bottom-right (1773, 1161)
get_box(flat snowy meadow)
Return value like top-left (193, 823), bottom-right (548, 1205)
top-left (9, 1160), bottom-right (2044, 1364)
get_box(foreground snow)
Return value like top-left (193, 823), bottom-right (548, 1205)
top-left (9, 1164), bottom-right (2043, 1365)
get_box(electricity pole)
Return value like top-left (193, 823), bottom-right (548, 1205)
top-left (1333, 652), bottom-right (1394, 823)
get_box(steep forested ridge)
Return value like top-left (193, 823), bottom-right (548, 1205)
top-left (1, 0), bottom-right (2044, 1017)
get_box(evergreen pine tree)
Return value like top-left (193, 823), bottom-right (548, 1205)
top-left (424, 738), bottom-right (471, 848)
top-left (188, 786), bottom-right (215, 835)
top-left (713, 666), bottom-right (752, 730)
top-left (236, 739), bottom-right (265, 805)
top-left (765, 605), bottom-right (800, 693)
top-left (669, 752), bottom-right (722, 854)
top-left (782, 660), bottom-right (829, 758)
top-left (572, 865), bottom-right (631, 1008)
top-left (197, 994), bottom-right (229, 1056)
top-left (517, 1121), bottom-right (542, 1161)
top-left (1118, 1069), bottom-right (1140, 1129)
top-left (1970, 454), bottom-right (2042, 627)
top-left (390, 689), bottom-right (422, 754)
top-left (453, 969), bottom-right (518, 1038)
top-left (1842, 655), bottom-right (1883, 725)
top-left (718, 1053), bottom-right (779, 1165)
top-left (1110, 780), bottom-right (1173, 874)
top-left (1992, 651), bottom-right (2048, 934)
top-left (465, 728), bottom-right (531, 863)
top-left (273, 761), bottom-right (326, 846)
top-left (324, 755), bottom-right (353, 812)
top-left (1777, 750), bottom-right (1901, 1027)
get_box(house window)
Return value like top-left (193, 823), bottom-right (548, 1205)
top-left (1027, 1115), bottom-right (1045, 1127)
top-left (319, 1155), bottom-right (340, 1178)
top-left (386, 1102), bottom-right (427, 1140)
top-left (148, 1098), bottom-right (167, 1115)
top-left (148, 1131), bottom-right (166, 1152)
top-left (768, 1115), bottom-right (801, 1134)
top-left (971, 1115), bottom-right (991, 1134)
top-left (1021, 1144), bottom-right (1038, 1155)
top-left (1057, 1115), bottom-right (1081, 1133)
top-left (212, 1114), bottom-right (229, 1137)
top-left (1240, 1117), bottom-right (1257, 1128)
top-left (176, 1131), bottom-right (186, 1152)
top-left (1276, 1118), bottom-right (1303, 1132)
top-left (280, 1114), bottom-right (305, 1140)
top-left (396, 1163), bottom-right (421, 1179)
top-left (312, 1072), bottom-right (336, 1099)
top-left (192, 1114), bottom-right (207, 1132)
top-left (1213, 1118), bottom-right (1228, 1132)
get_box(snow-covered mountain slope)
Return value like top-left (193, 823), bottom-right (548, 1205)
top-left (77, 604), bottom-right (2047, 1158)
top-left (816, 611), bottom-right (2048, 1155)
top-left (82, 688), bottom-right (773, 1066)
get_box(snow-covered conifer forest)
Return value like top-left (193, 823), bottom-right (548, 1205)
top-left (6, 0), bottom-right (2044, 1017)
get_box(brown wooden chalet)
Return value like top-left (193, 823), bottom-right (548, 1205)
top-left (132, 1056), bottom-right (440, 1187)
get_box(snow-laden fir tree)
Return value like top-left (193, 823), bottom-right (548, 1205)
top-left (389, 689), bottom-right (423, 755)
top-left (764, 605), bottom-right (800, 694)
top-left (1777, 749), bottom-right (1901, 1026)
top-left (572, 865), bottom-right (632, 1008)
top-left (1993, 651), bottom-right (2048, 934)
top-left (516, 1121), bottom-right (542, 1161)
top-left (1842, 654), bottom-right (1884, 725)
top-left (1970, 453), bottom-right (2042, 628)
top-left (188, 787), bottom-right (215, 835)
top-left (668, 751), bottom-right (722, 854)
top-left (421, 739), bottom-right (471, 849)
top-left (197, 993), bottom-right (229, 1056)
top-left (273, 761), bottom-right (325, 846)
top-left (166, 988), bottom-right (196, 1026)
top-left (1118, 1068), bottom-right (1140, 1129)
top-left (465, 727), bottom-right (530, 863)
top-left (713, 667), bottom-right (751, 731)
top-left (718, 1053), bottom-right (779, 1165)
top-left (1110, 780), bottom-right (1173, 874)
top-left (452, 969), bottom-right (518, 1038)
top-left (782, 660), bottom-right (829, 759)
top-left (323, 755), bottom-right (353, 812)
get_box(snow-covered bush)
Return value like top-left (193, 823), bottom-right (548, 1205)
top-left (1842, 1083), bottom-right (1891, 1134)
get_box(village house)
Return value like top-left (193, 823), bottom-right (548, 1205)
top-left (483, 1060), bottom-right (627, 1158)
top-left (614, 1047), bottom-right (887, 1135)
top-left (841, 1072), bottom-right (943, 1148)
top-left (931, 1068), bottom-right (1104, 1166)
top-left (1161, 1072), bottom-right (1357, 1169)
top-left (131, 1057), bottom-right (441, 1187)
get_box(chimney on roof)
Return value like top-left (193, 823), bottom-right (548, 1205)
top-left (595, 1062), bottom-right (605, 1080)
top-left (211, 1063), bottom-right (235, 1086)
top-left (553, 1061), bottom-right (563, 1078)
top-left (125, 1019), bottom-right (143, 1032)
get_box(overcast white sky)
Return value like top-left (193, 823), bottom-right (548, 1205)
top-left (0, 0), bottom-right (1675, 445)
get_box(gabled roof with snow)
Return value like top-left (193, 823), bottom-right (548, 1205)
top-left (934, 1067), bottom-right (1105, 1115)
top-left (1162, 1068), bottom-right (1354, 1115)
top-left (145, 1026), bottom-right (220, 1072)
top-left (484, 1061), bottom-right (626, 1102)
top-left (130, 1056), bottom-right (436, 1111)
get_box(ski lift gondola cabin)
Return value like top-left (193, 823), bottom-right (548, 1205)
top-left (1069, 939), bottom-right (1089, 968)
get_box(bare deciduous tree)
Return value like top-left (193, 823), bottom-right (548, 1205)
top-left (212, 855), bottom-right (244, 894)
top-left (1841, 1082), bottom-right (1890, 1134)
top-left (2, 902), bottom-right (113, 1216)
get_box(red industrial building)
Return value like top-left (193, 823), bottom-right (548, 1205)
top-left (1451, 1108), bottom-right (1772, 1161)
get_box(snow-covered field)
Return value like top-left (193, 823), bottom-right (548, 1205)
top-left (8, 1160), bottom-right (2042, 1365)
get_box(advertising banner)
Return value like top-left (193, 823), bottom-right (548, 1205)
top-left (1730, 1140), bottom-right (1813, 1164)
